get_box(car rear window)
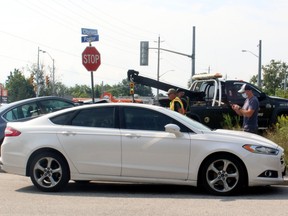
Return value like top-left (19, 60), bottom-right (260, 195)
top-left (3, 102), bottom-right (40, 121)
top-left (38, 99), bottom-right (74, 113)
top-left (50, 107), bottom-right (115, 129)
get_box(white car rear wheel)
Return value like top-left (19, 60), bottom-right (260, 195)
top-left (29, 152), bottom-right (70, 192)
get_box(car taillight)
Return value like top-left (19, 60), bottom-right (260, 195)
top-left (5, 126), bottom-right (21, 137)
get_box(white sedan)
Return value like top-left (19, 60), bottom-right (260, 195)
top-left (0, 103), bottom-right (286, 195)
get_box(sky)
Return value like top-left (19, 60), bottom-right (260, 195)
top-left (0, 0), bottom-right (287, 95)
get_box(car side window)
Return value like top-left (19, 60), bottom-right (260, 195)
top-left (71, 107), bottom-right (115, 128)
top-left (38, 99), bottom-right (74, 114)
top-left (3, 102), bottom-right (40, 121)
top-left (50, 111), bottom-right (77, 125)
top-left (228, 82), bottom-right (261, 100)
top-left (122, 107), bottom-right (189, 132)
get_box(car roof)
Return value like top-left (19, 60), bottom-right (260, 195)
top-left (30, 102), bottom-right (165, 120)
top-left (69, 102), bottom-right (159, 110)
top-left (17, 102), bottom-right (211, 134)
top-left (0, 96), bottom-right (74, 113)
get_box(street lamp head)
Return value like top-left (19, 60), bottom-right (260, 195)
top-left (159, 69), bottom-right (174, 78)
top-left (241, 49), bottom-right (258, 58)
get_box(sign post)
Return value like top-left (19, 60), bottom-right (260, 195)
top-left (81, 28), bottom-right (100, 103)
top-left (82, 46), bottom-right (101, 103)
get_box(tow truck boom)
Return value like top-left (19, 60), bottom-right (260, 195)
top-left (127, 70), bottom-right (202, 100)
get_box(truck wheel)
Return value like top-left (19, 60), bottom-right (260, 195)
top-left (200, 154), bottom-right (246, 195)
top-left (29, 152), bottom-right (70, 192)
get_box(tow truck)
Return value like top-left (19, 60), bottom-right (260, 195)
top-left (128, 69), bottom-right (288, 130)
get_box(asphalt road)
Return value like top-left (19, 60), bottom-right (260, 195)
top-left (1, 170), bottom-right (288, 216)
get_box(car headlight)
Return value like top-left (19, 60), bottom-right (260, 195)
top-left (243, 144), bottom-right (279, 155)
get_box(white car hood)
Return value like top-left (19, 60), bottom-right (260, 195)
top-left (204, 129), bottom-right (280, 149)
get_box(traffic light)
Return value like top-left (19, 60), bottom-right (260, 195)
top-left (140, 41), bottom-right (149, 66)
top-left (29, 74), bottom-right (34, 85)
top-left (129, 82), bottom-right (134, 95)
top-left (45, 75), bottom-right (50, 86)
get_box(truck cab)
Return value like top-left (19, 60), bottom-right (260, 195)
top-left (127, 70), bottom-right (288, 131)
top-left (189, 73), bottom-right (273, 130)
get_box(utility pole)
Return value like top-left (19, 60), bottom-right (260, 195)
top-left (258, 40), bottom-right (262, 88)
top-left (36, 47), bottom-right (40, 97)
top-left (192, 26), bottom-right (196, 77)
top-left (143, 31), bottom-right (195, 101)
top-left (156, 36), bottom-right (161, 102)
top-left (52, 58), bottom-right (55, 95)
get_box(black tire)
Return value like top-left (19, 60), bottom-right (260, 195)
top-left (200, 154), bottom-right (246, 196)
top-left (29, 152), bottom-right (70, 192)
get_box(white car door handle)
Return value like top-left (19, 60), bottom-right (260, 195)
top-left (124, 133), bottom-right (141, 138)
top-left (61, 131), bottom-right (76, 136)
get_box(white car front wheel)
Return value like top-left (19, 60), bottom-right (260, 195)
top-left (200, 154), bottom-right (247, 195)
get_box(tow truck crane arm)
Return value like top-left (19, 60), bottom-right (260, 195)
top-left (127, 70), bottom-right (203, 100)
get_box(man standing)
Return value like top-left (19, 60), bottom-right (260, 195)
top-left (177, 88), bottom-right (190, 114)
top-left (231, 84), bottom-right (259, 134)
top-left (167, 88), bottom-right (185, 114)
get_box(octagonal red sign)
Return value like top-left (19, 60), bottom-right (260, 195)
top-left (82, 46), bottom-right (101, 71)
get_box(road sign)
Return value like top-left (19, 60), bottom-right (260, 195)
top-left (81, 35), bottom-right (99, 43)
top-left (82, 46), bottom-right (101, 71)
top-left (140, 41), bottom-right (149, 66)
top-left (81, 28), bottom-right (98, 36)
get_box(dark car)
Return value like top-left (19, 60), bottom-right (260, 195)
top-left (0, 96), bottom-right (75, 149)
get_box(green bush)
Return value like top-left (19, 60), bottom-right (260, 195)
top-left (264, 115), bottom-right (288, 164)
top-left (222, 114), bottom-right (241, 130)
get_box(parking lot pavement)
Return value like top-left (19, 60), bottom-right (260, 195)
top-left (0, 160), bottom-right (3, 173)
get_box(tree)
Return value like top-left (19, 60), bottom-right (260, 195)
top-left (26, 63), bottom-right (46, 97)
top-left (68, 84), bottom-right (91, 98)
top-left (53, 81), bottom-right (70, 97)
top-left (5, 69), bottom-right (35, 102)
top-left (109, 79), bottom-right (153, 97)
top-left (249, 75), bottom-right (258, 86)
top-left (262, 60), bottom-right (288, 95)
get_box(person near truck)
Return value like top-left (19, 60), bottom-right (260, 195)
top-left (167, 88), bottom-right (185, 114)
top-left (176, 88), bottom-right (190, 114)
top-left (231, 84), bottom-right (259, 134)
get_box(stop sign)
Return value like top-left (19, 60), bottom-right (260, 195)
top-left (82, 46), bottom-right (101, 71)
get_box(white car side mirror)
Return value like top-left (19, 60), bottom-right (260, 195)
top-left (165, 124), bottom-right (183, 137)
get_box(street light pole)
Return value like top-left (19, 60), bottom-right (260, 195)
top-left (41, 50), bottom-right (55, 95)
top-left (242, 40), bottom-right (262, 88)
top-left (156, 36), bottom-right (160, 102)
top-left (36, 47), bottom-right (44, 97)
top-left (37, 47), bottom-right (39, 97)
top-left (258, 40), bottom-right (262, 88)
